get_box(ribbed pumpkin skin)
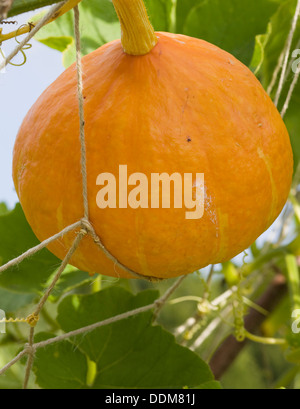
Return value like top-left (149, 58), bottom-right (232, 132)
top-left (13, 33), bottom-right (293, 279)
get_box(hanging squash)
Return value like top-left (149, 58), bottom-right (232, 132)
top-left (13, 0), bottom-right (293, 279)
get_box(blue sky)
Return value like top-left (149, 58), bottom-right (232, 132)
top-left (0, 12), bottom-right (64, 207)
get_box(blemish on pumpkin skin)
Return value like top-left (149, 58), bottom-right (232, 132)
top-left (187, 137), bottom-right (192, 143)
top-left (216, 211), bottom-right (229, 259)
top-left (182, 90), bottom-right (189, 114)
top-left (174, 39), bottom-right (186, 45)
top-left (257, 147), bottom-right (278, 224)
top-left (202, 187), bottom-right (218, 228)
top-left (18, 163), bottom-right (27, 180)
top-left (17, 162), bottom-right (27, 194)
top-left (179, 90), bottom-right (190, 138)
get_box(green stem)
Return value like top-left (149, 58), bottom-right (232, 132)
top-left (273, 366), bottom-right (300, 389)
top-left (92, 275), bottom-right (102, 293)
top-left (285, 254), bottom-right (300, 312)
top-left (86, 357), bottom-right (97, 387)
top-left (168, 0), bottom-right (177, 33)
top-left (241, 247), bottom-right (288, 277)
top-left (289, 194), bottom-right (300, 224)
top-left (112, 0), bottom-right (157, 55)
top-left (245, 330), bottom-right (287, 346)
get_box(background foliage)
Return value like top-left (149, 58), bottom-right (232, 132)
top-left (1, 0), bottom-right (300, 389)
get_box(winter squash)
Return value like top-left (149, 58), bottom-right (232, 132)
top-left (13, 0), bottom-right (293, 279)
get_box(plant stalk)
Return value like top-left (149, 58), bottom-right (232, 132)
top-left (112, 0), bottom-right (157, 55)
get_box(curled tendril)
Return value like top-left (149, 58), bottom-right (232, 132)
top-left (0, 317), bottom-right (28, 324)
top-left (232, 274), bottom-right (246, 342)
top-left (0, 313), bottom-right (39, 327)
top-left (0, 21), bottom-right (18, 25)
top-left (12, 24), bottom-right (33, 66)
top-left (0, 23), bottom-right (33, 67)
top-left (242, 250), bottom-right (249, 265)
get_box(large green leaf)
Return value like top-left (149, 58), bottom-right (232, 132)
top-left (260, 0), bottom-right (299, 86)
top-left (0, 344), bottom-right (26, 389)
top-left (33, 287), bottom-right (214, 389)
top-left (8, 0), bottom-right (62, 17)
top-left (0, 203), bottom-right (9, 216)
top-left (0, 287), bottom-right (35, 311)
top-left (7, 0), bottom-right (173, 24)
top-left (34, 0), bottom-right (175, 67)
top-left (33, 333), bottom-right (88, 389)
top-left (197, 380), bottom-right (222, 389)
top-left (176, 0), bottom-right (201, 34)
top-left (249, 24), bottom-right (272, 74)
top-left (34, 0), bottom-right (281, 68)
top-left (34, 0), bottom-right (121, 67)
top-left (178, 0), bottom-right (280, 66)
top-left (144, 0), bottom-right (174, 32)
top-left (258, 0), bottom-right (300, 169)
top-left (0, 204), bottom-right (60, 294)
top-left (0, 204), bottom-right (93, 306)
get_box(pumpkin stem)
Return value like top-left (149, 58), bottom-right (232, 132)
top-left (112, 0), bottom-right (158, 56)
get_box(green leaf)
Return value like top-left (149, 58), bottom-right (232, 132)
top-left (178, 0), bottom-right (280, 65)
top-left (46, 267), bottom-right (92, 300)
top-left (260, 0), bottom-right (299, 86)
top-left (33, 333), bottom-right (88, 389)
top-left (8, 0), bottom-right (62, 18)
top-left (258, 0), bottom-right (300, 169)
top-left (0, 344), bottom-right (26, 389)
top-left (33, 287), bottom-right (214, 389)
top-left (35, 0), bottom-right (279, 68)
top-left (176, 0), bottom-right (202, 34)
top-left (197, 380), bottom-right (222, 389)
top-left (0, 203), bottom-right (9, 216)
top-left (249, 23), bottom-right (272, 74)
top-left (144, 0), bottom-right (174, 32)
top-left (35, 0), bottom-right (121, 67)
top-left (0, 287), bottom-right (35, 311)
top-left (38, 35), bottom-right (73, 53)
top-left (34, 0), bottom-right (177, 67)
top-left (0, 203), bottom-right (60, 294)
top-left (284, 104), bottom-right (300, 171)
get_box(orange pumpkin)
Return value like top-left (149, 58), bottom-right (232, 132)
top-left (13, 0), bottom-right (293, 280)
